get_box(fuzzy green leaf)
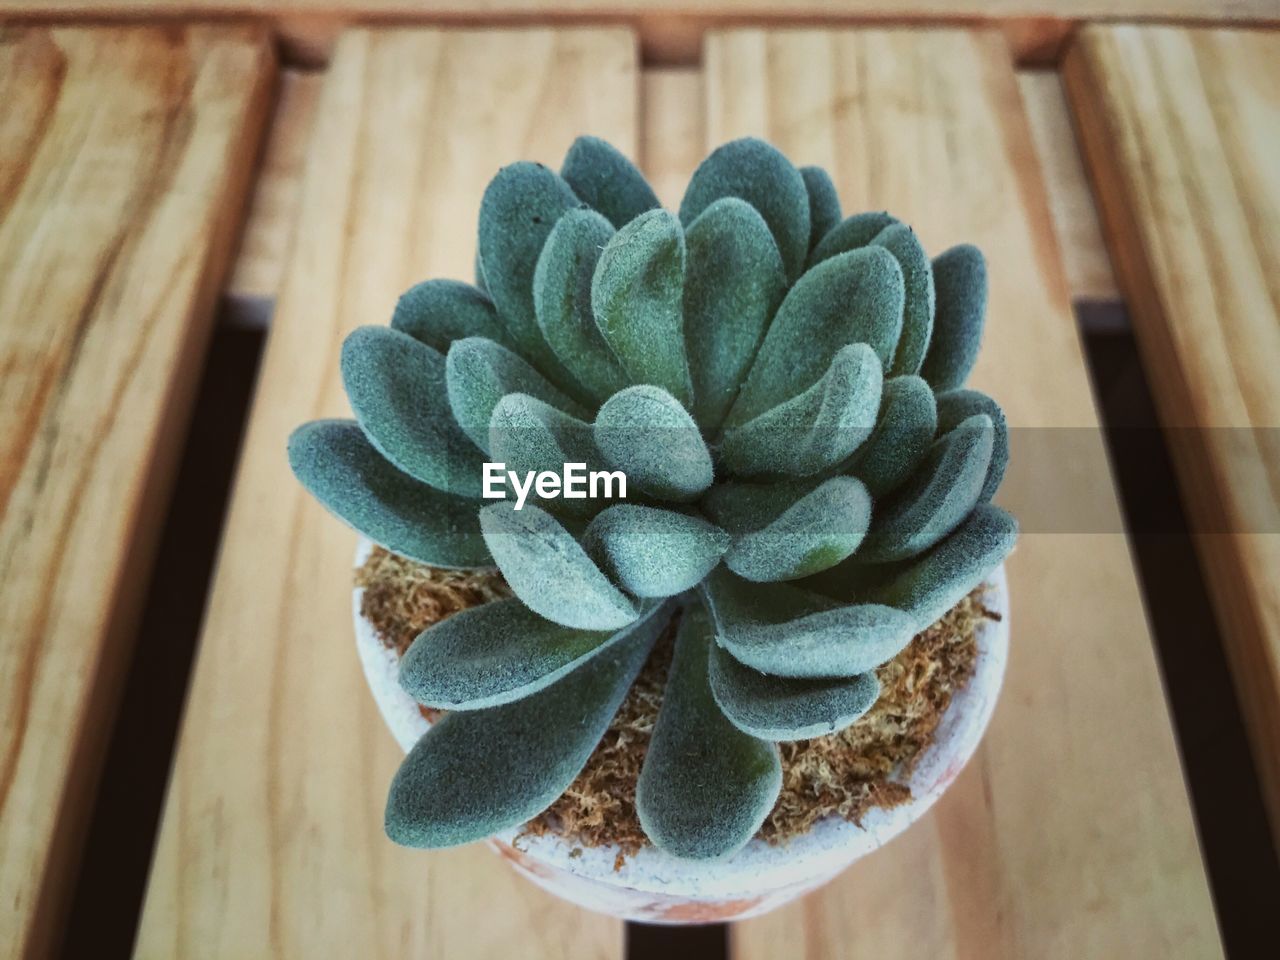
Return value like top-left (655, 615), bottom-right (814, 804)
top-left (386, 604), bottom-right (665, 848)
top-left (721, 343), bottom-right (883, 478)
top-left (683, 198), bottom-right (786, 431)
top-left (477, 162), bottom-right (581, 380)
top-left (446, 337), bottom-right (586, 455)
top-left (487, 393), bottom-right (602, 518)
top-left (920, 244), bottom-right (986, 391)
top-left (727, 247), bottom-right (903, 427)
top-left (809, 505), bottom-right (1017, 629)
top-left (584, 504), bottom-right (728, 598)
top-left (341, 326), bottom-right (484, 497)
top-left (800, 165), bottom-right (842, 254)
top-left (859, 413), bottom-right (995, 563)
top-left (937, 388), bottom-right (1008, 504)
top-left (709, 645), bottom-right (880, 741)
top-left (809, 211), bottom-right (899, 267)
top-left (636, 602), bottom-right (781, 859)
top-left (847, 375), bottom-right (937, 497)
top-left (872, 224), bottom-right (935, 377)
top-left (702, 568), bottom-right (917, 678)
top-left (288, 420), bottom-right (489, 568)
top-left (703, 476), bottom-right (871, 582)
top-left (532, 208), bottom-right (630, 402)
top-left (678, 137), bottom-right (810, 282)
top-left (561, 135), bottom-right (660, 228)
top-left (400, 599), bottom-right (669, 710)
top-left (479, 502), bottom-right (639, 630)
top-left (391, 279), bottom-right (514, 354)
top-left (594, 386), bottom-right (713, 501)
top-left (591, 209), bottom-right (692, 405)
top-left (867, 504), bottom-right (1017, 627)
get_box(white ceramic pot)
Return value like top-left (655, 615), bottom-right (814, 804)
top-left (353, 538), bottom-right (1010, 923)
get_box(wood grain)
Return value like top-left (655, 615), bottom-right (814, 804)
top-left (703, 28), bottom-right (1222, 959)
top-left (227, 69), bottom-right (323, 304)
top-left (1017, 70), bottom-right (1118, 301)
top-left (0, 25), bottom-right (274, 960)
top-left (133, 28), bottom-right (636, 959)
top-left (641, 68), bottom-right (704, 210)
top-left (1063, 25), bottom-right (1280, 852)
top-left (7, 1), bottom-right (1280, 68)
top-left (10, 0), bottom-right (1280, 21)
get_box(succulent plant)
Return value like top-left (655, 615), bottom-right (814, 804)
top-left (289, 136), bottom-right (1017, 860)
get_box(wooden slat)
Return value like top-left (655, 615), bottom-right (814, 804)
top-left (641, 68), bottom-right (704, 210)
top-left (0, 25), bottom-right (274, 960)
top-left (1016, 70), bottom-right (1118, 302)
top-left (1063, 25), bottom-right (1280, 852)
top-left (133, 28), bottom-right (635, 959)
top-left (10, 0), bottom-right (1280, 21)
top-left (705, 28), bottom-right (1222, 958)
top-left (227, 69), bottom-right (323, 303)
top-left (8, 2), bottom-right (1280, 69)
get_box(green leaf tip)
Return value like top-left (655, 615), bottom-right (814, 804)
top-left (561, 136), bottom-right (660, 228)
top-left (400, 598), bottom-right (670, 711)
top-left (847, 375), bottom-right (937, 497)
top-left (592, 208), bottom-right (693, 406)
top-left (636, 602), bottom-right (782, 859)
top-left (800, 165), bottom-right (842, 254)
top-left (487, 393), bottom-right (602, 518)
top-left (703, 568), bottom-right (917, 678)
top-left (936, 388), bottom-right (1009, 504)
top-left (809, 210), bottom-right (899, 267)
top-left (533, 207), bottom-right (630, 402)
top-left (585, 504), bottom-right (728, 598)
top-left (720, 342), bottom-right (883, 478)
top-left (920, 244), bottom-right (987, 392)
top-left (287, 419), bottom-right (489, 568)
top-left (391, 279), bottom-right (513, 354)
top-left (446, 336), bottom-right (585, 455)
top-left (594, 385), bottom-right (713, 501)
top-left (727, 246), bottom-right (904, 427)
top-left (477, 161), bottom-right (582, 382)
top-left (679, 137), bottom-right (810, 282)
top-left (812, 505), bottom-right (1018, 629)
top-left (479, 502), bottom-right (639, 631)
top-left (709, 646), bottom-right (881, 742)
top-left (386, 601), bottom-right (667, 848)
top-left (704, 476), bottom-right (872, 582)
top-left (341, 325), bottom-right (484, 497)
top-left (871, 223), bottom-right (936, 377)
top-left (683, 197), bottom-right (786, 431)
top-left (859, 413), bottom-right (995, 563)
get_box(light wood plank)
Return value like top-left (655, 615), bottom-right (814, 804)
top-left (10, 0), bottom-right (1280, 21)
top-left (705, 28), bottom-right (1221, 958)
top-left (1063, 24), bottom-right (1280, 852)
top-left (0, 25), bottom-right (274, 960)
top-left (7, 2), bottom-right (1280, 69)
top-left (642, 68), bottom-right (703, 210)
top-left (1017, 70), bottom-right (1118, 301)
top-left (133, 28), bottom-right (636, 960)
top-left (227, 69), bottom-right (323, 303)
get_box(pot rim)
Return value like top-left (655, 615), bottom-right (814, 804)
top-left (353, 537), bottom-right (1009, 900)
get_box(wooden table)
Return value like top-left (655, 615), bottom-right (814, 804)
top-left (2, 7), bottom-right (1275, 959)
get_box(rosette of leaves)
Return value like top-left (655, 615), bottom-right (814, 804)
top-left (290, 136), bottom-right (1017, 861)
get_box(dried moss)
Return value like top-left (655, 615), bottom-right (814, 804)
top-left (358, 546), bottom-right (511, 656)
top-left (357, 547), bottom-right (511, 723)
top-left (356, 547), bottom-right (995, 861)
top-left (760, 589), bottom-right (992, 843)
